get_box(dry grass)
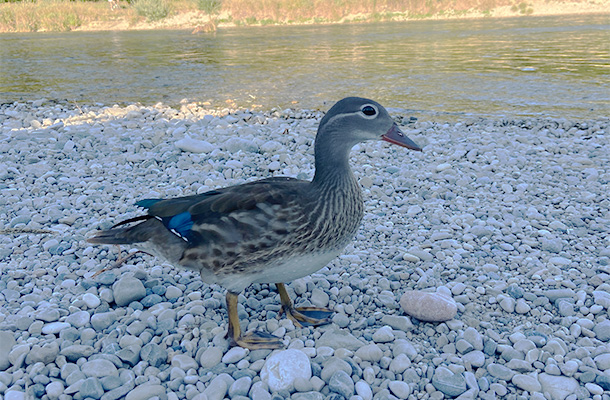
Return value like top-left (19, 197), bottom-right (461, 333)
top-left (219, 0), bottom-right (515, 23)
top-left (224, 0), bottom-right (397, 22)
top-left (0, 0), bottom-right (128, 32)
top-left (0, 0), bottom-right (198, 32)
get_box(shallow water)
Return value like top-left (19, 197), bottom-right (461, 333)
top-left (1, 14), bottom-right (608, 119)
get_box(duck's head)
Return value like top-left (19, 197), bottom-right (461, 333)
top-left (318, 97), bottom-right (422, 152)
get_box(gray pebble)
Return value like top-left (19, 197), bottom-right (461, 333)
top-left (541, 289), bottom-right (575, 302)
top-left (125, 384), bottom-right (167, 400)
top-left (199, 346), bottom-right (223, 368)
top-left (431, 366), bottom-right (466, 397)
top-left (60, 345), bottom-right (95, 361)
top-left (316, 329), bottom-right (364, 351)
top-left (456, 339), bottom-right (474, 354)
top-left (538, 373), bottom-right (579, 400)
top-left (222, 346), bottom-right (248, 364)
top-left (388, 381), bottom-right (411, 399)
top-left (541, 238), bottom-right (563, 253)
top-left (36, 308), bottom-right (60, 322)
top-left (203, 373), bottom-right (231, 400)
top-left (380, 315), bottom-right (413, 332)
top-left (505, 359), bottom-right (533, 372)
top-left (66, 311), bottom-right (90, 327)
top-left (292, 392), bottom-right (324, 400)
top-left (515, 298), bottom-right (531, 314)
top-left (328, 370), bottom-right (355, 398)
top-left (593, 319), bottom-right (610, 341)
top-left (321, 357), bottom-right (352, 382)
top-left (25, 342), bottom-right (59, 365)
top-left (81, 359), bottom-right (118, 378)
top-left (596, 374), bottom-right (610, 391)
top-left (486, 363), bottom-right (515, 381)
top-left (90, 312), bottom-right (117, 331)
top-left (45, 381), bottom-right (64, 399)
top-left (171, 354), bottom-right (198, 370)
top-left (461, 327), bottom-right (482, 349)
top-left (79, 377), bottom-right (104, 399)
top-left (332, 313), bottom-right (350, 328)
top-left (512, 373), bottom-right (541, 392)
top-left (0, 331), bottom-right (16, 370)
top-left (249, 381), bottom-right (271, 400)
top-left (112, 276), bottom-right (146, 307)
top-left (462, 350), bottom-right (485, 368)
top-left (355, 344), bottom-right (383, 362)
top-left (310, 288), bottom-right (329, 307)
top-left (389, 353), bottom-right (411, 373)
top-left (141, 343), bottom-right (168, 367)
top-left (593, 353), bottom-right (610, 370)
top-left (372, 326), bottom-right (395, 343)
top-left (293, 376), bottom-right (313, 392)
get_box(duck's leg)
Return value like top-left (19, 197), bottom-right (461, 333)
top-left (277, 283), bottom-right (334, 327)
top-left (225, 291), bottom-right (284, 349)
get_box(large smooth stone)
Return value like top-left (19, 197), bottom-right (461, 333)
top-left (112, 276), bottom-right (146, 307)
top-left (260, 349), bottom-right (311, 392)
top-left (538, 373), bottom-right (579, 400)
top-left (400, 290), bottom-right (457, 322)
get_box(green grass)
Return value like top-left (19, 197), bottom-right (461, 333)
top-left (198, 0), bottom-right (222, 14)
top-left (133, 0), bottom-right (171, 21)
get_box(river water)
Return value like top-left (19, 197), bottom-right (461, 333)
top-left (1, 14), bottom-right (608, 119)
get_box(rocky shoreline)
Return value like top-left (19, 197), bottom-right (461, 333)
top-left (0, 100), bottom-right (609, 400)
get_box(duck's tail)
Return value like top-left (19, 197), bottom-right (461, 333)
top-left (87, 216), bottom-right (188, 263)
top-left (87, 216), bottom-right (159, 245)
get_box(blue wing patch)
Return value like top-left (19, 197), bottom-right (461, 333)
top-left (136, 199), bottom-right (193, 240)
top-left (164, 211), bottom-right (194, 240)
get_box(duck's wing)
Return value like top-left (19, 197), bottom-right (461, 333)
top-left (138, 177), bottom-right (311, 246)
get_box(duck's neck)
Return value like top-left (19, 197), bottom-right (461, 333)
top-left (311, 132), bottom-right (358, 189)
top-left (310, 131), bottom-right (365, 242)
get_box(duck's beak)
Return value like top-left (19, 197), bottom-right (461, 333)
top-left (382, 123), bottom-right (422, 152)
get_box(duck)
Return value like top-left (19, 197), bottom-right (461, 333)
top-left (87, 97), bottom-right (422, 349)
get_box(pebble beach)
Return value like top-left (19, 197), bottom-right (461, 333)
top-left (0, 99), bottom-right (609, 400)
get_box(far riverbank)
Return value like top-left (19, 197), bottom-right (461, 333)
top-left (0, 0), bottom-right (608, 33)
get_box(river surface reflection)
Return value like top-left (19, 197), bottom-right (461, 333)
top-left (1, 14), bottom-right (608, 119)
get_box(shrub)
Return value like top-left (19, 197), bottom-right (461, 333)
top-left (133, 0), bottom-right (170, 21)
top-left (62, 12), bottom-right (81, 31)
top-left (198, 0), bottom-right (222, 14)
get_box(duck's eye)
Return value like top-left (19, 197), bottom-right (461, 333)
top-left (362, 105), bottom-right (376, 116)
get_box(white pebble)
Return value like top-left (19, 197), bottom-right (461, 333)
top-left (260, 349), bottom-right (311, 392)
top-left (175, 138), bottom-right (214, 153)
top-left (83, 293), bottom-right (101, 308)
